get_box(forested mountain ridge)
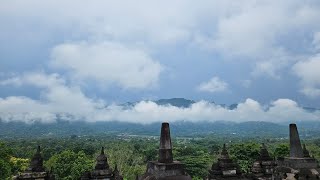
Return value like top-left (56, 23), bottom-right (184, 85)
top-left (1, 119), bottom-right (320, 139)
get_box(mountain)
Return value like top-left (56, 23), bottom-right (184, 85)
top-left (120, 98), bottom-right (196, 108)
top-left (2, 119), bottom-right (320, 139)
top-left (155, 98), bottom-right (196, 108)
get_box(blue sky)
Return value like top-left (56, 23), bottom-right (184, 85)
top-left (0, 0), bottom-right (320, 123)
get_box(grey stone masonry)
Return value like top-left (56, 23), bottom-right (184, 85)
top-left (140, 122), bottom-right (192, 180)
top-left (207, 144), bottom-right (247, 180)
top-left (251, 144), bottom-right (276, 180)
top-left (158, 122), bottom-right (173, 163)
top-left (289, 124), bottom-right (304, 158)
top-left (14, 146), bottom-right (55, 180)
top-left (275, 124), bottom-right (320, 179)
top-left (81, 147), bottom-right (123, 180)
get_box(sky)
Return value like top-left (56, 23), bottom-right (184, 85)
top-left (0, 0), bottom-right (320, 124)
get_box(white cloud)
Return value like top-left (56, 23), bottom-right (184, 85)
top-left (293, 54), bottom-right (320, 98)
top-left (50, 41), bottom-right (163, 89)
top-left (0, 72), bottom-right (105, 123)
top-left (194, 1), bottom-right (320, 78)
top-left (76, 98), bottom-right (320, 124)
top-left (0, 96), bottom-right (319, 125)
top-left (197, 76), bottom-right (228, 93)
top-left (1, 73), bottom-right (319, 124)
top-left (0, 72), bottom-right (65, 88)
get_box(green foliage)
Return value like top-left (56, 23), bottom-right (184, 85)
top-left (0, 141), bottom-right (13, 179)
top-left (273, 144), bottom-right (289, 158)
top-left (0, 158), bottom-right (11, 179)
top-left (142, 146), bottom-right (158, 162)
top-left (2, 133), bottom-right (320, 180)
top-left (229, 142), bottom-right (260, 173)
top-left (133, 141), bottom-right (158, 162)
top-left (45, 150), bottom-right (94, 179)
top-left (190, 139), bottom-right (220, 155)
top-left (107, 142), bottom-right (146, 180)
top-left (174, 145), bottom-right (212, 179)
top-left (0, 141), bottom-right (12, 160)
top-left (313, 138), bottom-right (320, 147)
top-left (302, 143), bottom-right (320, 159)
top-left (10, 157), bottom-right (29, 175)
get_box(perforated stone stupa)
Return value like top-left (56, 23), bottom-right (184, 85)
top-left (251, 143), bottom-right (276, 180)
top-left (14, 146), bottom-right (55, 180)
top-left (207, 144), bottom-right (246, 180)
top-left (81, 147), bottom-right (123, 180)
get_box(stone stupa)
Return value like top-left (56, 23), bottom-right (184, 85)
top-left (139, 122), bottom-right (192, 180)
top-left (275, 124), bottom-right (320, 179)
top-left (81, 147), bottom-right (123, 180)
top-left (251, 143), bottom-right (276, 180)
top-left (15, 146), bottom-right (55, 180)
top-left (207, 144), bottom-right (246, 180)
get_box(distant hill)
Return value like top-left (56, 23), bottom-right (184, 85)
top-left (155, 98), bottom-right (195, 108)
top-left (1, 119), bottom-right (320, 139)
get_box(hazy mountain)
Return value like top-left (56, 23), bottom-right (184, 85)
top-left (1, 98), bottom-right (319, 139)
top-left (1, 119), bottom-right (320, 139)
top-left (155, 98), bottom-right (196, 108)
top-left (121, 98), bottom-right (196, 108)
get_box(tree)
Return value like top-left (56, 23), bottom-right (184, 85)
top-left (0, 159), bottom-right (11, 179)
top-left (10, 157), bottom-right (29, 175)
top-left (142, 146), bottom-right (158, 162)
top-left (45, 150), bottom-right (94, 179)
top-left (229, 142), bottom-right (260, 173)
top-left (273, 144), bottom-right (289, 158)
top-left (107, 142), bottom-right (146, 180)
top-left (0, 141), bottom-right (13, 179)
top-left (174, 145), bottom-right (212, 179)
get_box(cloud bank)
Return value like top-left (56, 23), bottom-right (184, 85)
top-left (0, 72), bottom-right (319, 124)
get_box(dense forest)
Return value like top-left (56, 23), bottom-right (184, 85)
top-left (2, 134), bottom-right (320, 180)
top-left (2, 120), bottom-right (320, 138)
